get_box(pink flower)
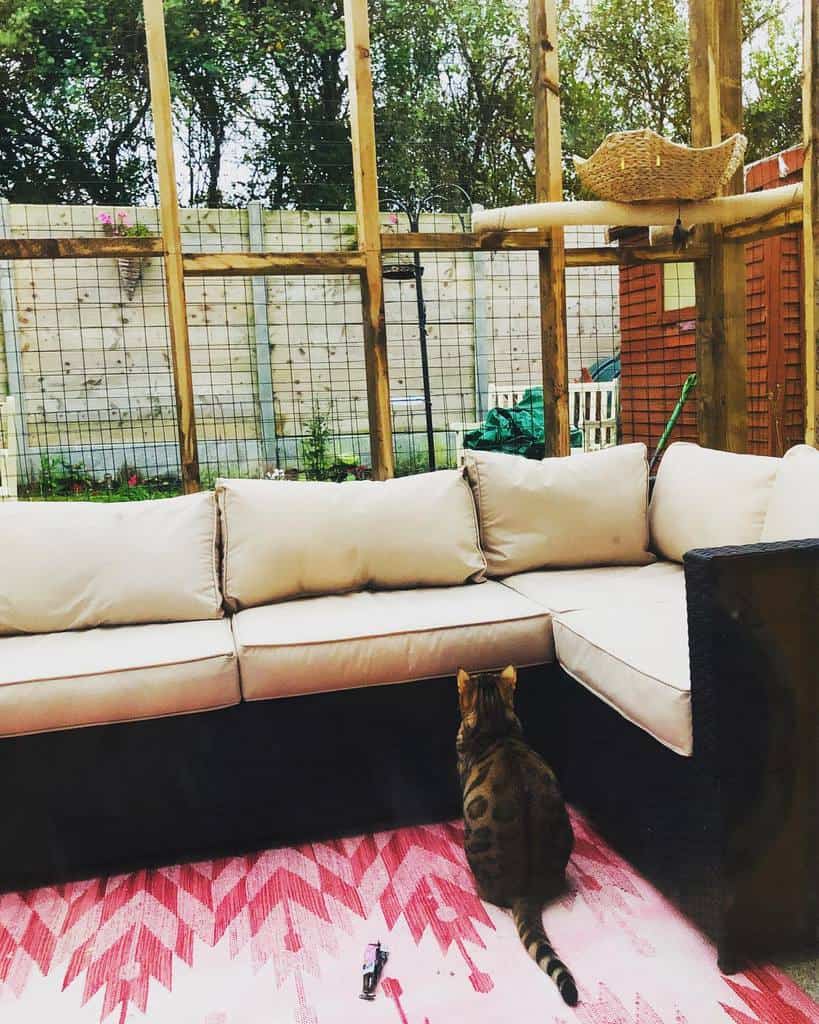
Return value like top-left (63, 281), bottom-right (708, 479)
top-left (117, 212), bottom-right (131, 228)
top-left (388, 213), bottom-right (398, 225)
top-left (97, 212), bottom-right (113, 225)
top-left (127, 474), bottom-right (138, 487)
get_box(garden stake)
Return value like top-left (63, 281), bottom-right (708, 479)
top-left (649, 373), bottom-right (698, 472)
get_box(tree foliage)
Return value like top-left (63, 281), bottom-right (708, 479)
top-left (0, 0), bottom-right (802, 209)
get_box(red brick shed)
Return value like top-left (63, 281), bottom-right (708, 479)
top-left (617, 146), bottom-right (805, 457)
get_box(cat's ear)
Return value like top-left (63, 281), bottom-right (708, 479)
top-left (457, 668), bottom-right (475, 715)
top-left (500, 665), bottom-right (517, 688)
top-left (498, 665), bottom-right (517, 707)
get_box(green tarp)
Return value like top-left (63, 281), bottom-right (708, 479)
top-left (463, 387), bottom-right (582, 458)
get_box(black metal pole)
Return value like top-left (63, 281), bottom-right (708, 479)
top-left (407, 210), bottom-right (435, 471)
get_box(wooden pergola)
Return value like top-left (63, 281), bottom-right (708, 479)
top-left (0, 0), bottom-right (815, 490)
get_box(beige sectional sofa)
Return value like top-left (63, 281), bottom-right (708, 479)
top-left (1, 441), bottom-right (817, 972)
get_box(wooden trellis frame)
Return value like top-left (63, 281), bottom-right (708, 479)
top-left (0, 0), bottom-right (814, 484)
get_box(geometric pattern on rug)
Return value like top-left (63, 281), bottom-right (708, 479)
top-left (0, 809), bottom-right (816, 1024)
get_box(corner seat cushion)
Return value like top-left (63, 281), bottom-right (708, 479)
top-left (552, 604), bottom-right (692, 756)
top-left (499, 561), bottom-right (684, 613)
top-left (0, 619), bottom-right (239, 738)
top-left (233, 582), bottom-right (553, 701)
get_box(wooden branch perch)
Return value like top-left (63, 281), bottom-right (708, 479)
top-left (472, 184), bottom-right (802, 232)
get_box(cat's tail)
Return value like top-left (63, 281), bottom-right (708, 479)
top-left (512, 898), bottom-right (578, 1006)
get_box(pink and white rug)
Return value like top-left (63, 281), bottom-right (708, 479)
top-left (0, 810), bottom-right (815, 1024)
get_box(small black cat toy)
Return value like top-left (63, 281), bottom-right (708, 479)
top-left (360, 941), bottom-right (389, 1000)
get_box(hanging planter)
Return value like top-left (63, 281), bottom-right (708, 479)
top-left (97, 211), bottom-right (154, 302)
top-left (117, 256), bottom-right (148, 299)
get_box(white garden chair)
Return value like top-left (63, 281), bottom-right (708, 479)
top-left (451, 380), bottom-right (619, 461)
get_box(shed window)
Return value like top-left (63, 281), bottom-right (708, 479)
top-left (663, 262), bottom-right (696, 311)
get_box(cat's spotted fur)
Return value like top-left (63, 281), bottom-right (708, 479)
top-left (456, 665), bottom-right (578, 1006)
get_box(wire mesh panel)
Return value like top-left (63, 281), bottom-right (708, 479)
top-left (2, 202), bottom-right (806, 495)
top-left (0, 204), bottom-right (182, 498)
top-left (385, 220), bottom-right (622, 469)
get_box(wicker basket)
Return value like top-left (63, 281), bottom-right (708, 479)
top-left (117, 256), bottom-right (148, 300)
top-left (573, 129), bottom-right (747, 203)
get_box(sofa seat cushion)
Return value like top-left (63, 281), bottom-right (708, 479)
top-left (500, 561), bottom-right (684, 613)
top-left (0, 619), bottom-right (239, 738)
top-left (553, 604), bottom-right (692, 756)
top-left (233, 582), bottom-right (553, 701)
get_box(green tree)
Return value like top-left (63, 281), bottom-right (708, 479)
top-left (0, 0), bottom-right (804, 209)
top-left (0, 0), bottom-right (152, 203)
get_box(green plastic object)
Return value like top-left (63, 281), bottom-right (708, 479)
top-left (649, 373), bottom-right (698, 472)
top-left (463, 387), bottom-right (583, 458)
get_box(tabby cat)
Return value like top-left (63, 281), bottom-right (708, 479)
top-left (456, 665), bottom-right (578, 1006)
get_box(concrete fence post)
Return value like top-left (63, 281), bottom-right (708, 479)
top-left (0, 200), bottom-right (28, 476)
top-left (470, 204), bottom-right (491, 420)
top-left (247, 201), bottom-right (278, 466)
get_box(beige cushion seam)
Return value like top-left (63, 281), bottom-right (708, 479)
top-left (235, 610), bottom-right (551, 650)
top-left (460, 472), bottom-right (487, 580)
top-left (241, 656), bottom-right (553, 697)
top-left (1, 699), bottom-right (240, 740)
top-left (210, 493), bottom-right (222, 613)
top-left (0, 649), bottom-right (237, 688)
top-left (556, 660), bottom-right (691, 757)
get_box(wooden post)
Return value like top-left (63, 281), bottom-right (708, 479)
top-left (803, 0), bottom-right (818, 446)
top-left (343, 0), bottom-right (394, 479)
top-left (247, 202), bottom-right (279, 466)
top-left (529, 0), bottom-right (569, 457)
top-left (143, 0), bottom-right (200, 491)
top-left (689, 0), bottom-right (747, 452)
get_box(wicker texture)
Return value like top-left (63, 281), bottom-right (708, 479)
top-left (573, 129), bottom-right (748, 202)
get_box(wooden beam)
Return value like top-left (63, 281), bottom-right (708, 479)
top-left (688, 0), bottom-right (747, 453)
top-left (587, 244), bottom-right (711, 265)
top-left (143, 0), bottom-right (199, 492)
top-left (804, 0), bottom-right (818, 445)
top-left (723, 204), bottom-right (804, 244)
top-left (382, 230), bottom-right (554, 252)
top-left (529, 0), bottom-right (569, 457)
top-left (472, 185), bottom-right (801, 232)
top-left (343, 0), bottom-right (393, 479)
top-left (0, 233), bottom-right (717, 269)
top-left (0, 237), bottom-right (164, 260)
top-left (182, 251), bottom-right (367, 277)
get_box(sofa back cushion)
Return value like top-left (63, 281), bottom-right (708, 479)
top-left (463, 444), bottom-right (654, 576)
top-left (762, 444), bottom-right (819, 541)
top-left (649, 442), bottom-right (779, 561)
top-left (218, 470), bottom-right (486, 609)
top-left (0, 492), bottom-right (222, 635)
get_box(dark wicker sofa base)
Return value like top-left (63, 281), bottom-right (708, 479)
top-left (2, 540), bottom-right (816, 976)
